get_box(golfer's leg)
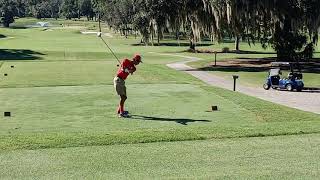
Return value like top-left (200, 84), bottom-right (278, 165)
top-left (120, 95), bottom-right (127, 113)
top-left (114, 77), bottom-right (121, 114)
top-left (117, 99), bottom-right (121, 114)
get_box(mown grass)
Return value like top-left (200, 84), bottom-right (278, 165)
top-left (1, 83), bottom-right (319, 151)
top-left (1, 134), bottom-right (319, 179)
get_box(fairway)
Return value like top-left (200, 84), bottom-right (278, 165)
top-left (1, 18), bottom-right (320, 179)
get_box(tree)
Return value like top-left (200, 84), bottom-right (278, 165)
top-left (49, 0), bottom-right (62, 19)
top-left (132, 0), bottom-right (150, 44)
top-left (109, 0), bottom-right (135, 38)
top-left (0, 0), bottom-right (18, 27)
top-left (61, 0), bottom-right (79, 19)
top-left (16, 0), bottom-right (27, 17)
top-left (35, 1), bottom-right (51, 19)
top-left (79, 0), bottom-right (94, 20)
top-left (230, 0), bottom-right (320, 61)
top-left (203, 0), bottom-right (320, 60)
top-left (95, 0), bottom-right (320, 59)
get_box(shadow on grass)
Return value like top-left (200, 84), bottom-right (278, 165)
top-left (130, 115), bottom-right (211, 125)
top-left (231, 50), bottom-right (276, 54)
top-left (182, 49), bottom-right (276, 55)
top-left (8, 26), bottom-right (29, 29)
top-left (0, 34), bottom-right (6, 38)
top-left (302, 87), bottom-right (320, 93)
top-left (132, 42), bottom-right (213, 47)
top-left (191, 57), bottom-right (320, 73)
top-left (193, 65), bottom-right (320, 73)
top-left (0, 49), bottom-right (45, 60)
top-left (192, 65), bottom-right (270, 73)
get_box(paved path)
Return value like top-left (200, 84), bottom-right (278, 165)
top-left (151, 52), bottom-right (320, 114)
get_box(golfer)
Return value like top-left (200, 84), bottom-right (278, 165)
top-left (114, 54), bottom-right (142, 118)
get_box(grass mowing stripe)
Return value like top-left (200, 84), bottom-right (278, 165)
top-left (0, 61), bottom-right (4, 70)
top-left (0, 130), bottom-right (205, 151)
top-left (0, 82), bottom-right (195, 89)
top-left (1, 122), bottom-right (319, 152)
top-left (1, 134), bottom-right (319, 179)
top-left (0, 61), bottom-right (201, 88)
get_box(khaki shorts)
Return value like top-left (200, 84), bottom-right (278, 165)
top-left (114, 76), bottom-right (126, 96)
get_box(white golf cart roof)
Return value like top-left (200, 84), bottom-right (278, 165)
top-left (271, 62), bottom-right (290, 66)
top-left (36, 22), bottom-right (50, 27)
top-left (269, 68), bottom-right (281, 76)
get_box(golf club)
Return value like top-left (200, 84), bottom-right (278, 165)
top-left (98, 32), bottom-right (121, 66)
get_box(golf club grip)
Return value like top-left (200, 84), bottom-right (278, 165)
top-left (100, 36), bottom-right (121, 64)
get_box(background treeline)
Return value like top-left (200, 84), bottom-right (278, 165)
top-left (1, 0), bottom-right (320, 61)
top-left (0, 0), bottom-right (98, 23)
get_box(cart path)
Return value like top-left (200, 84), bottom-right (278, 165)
top-left (150, 52), bottom-right (320, 114)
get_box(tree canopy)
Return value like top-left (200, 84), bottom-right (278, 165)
top-left (0, 0), bottom-right (319, 60)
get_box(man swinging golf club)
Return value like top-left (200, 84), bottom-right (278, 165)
top-left (114, 54), bottom-right (142, 118)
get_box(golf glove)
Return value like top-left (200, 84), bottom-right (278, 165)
top-left (123, 68), bottom-right (130, 73)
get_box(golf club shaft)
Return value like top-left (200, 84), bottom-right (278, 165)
top-left (99, 36), bottom-right (121, 64)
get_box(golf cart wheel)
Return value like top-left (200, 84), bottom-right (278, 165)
top-left (296, 88), bottom-right (303, 92)
top-left (286, 84), bottom-right (293, 91)
top-left (263, 83), bottom-right (270, 90)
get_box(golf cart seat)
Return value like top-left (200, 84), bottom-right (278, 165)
top-left (271, 75), bottom-right (280, 85)
top-left (288, 72), bottom-right (303, 80)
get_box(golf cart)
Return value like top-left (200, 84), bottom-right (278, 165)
top-left (263, 62), bottom-right (304, 91)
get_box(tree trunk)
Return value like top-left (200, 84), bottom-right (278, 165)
top-left (157, 31), bottom-right (160, 45)
top-left (177, 31), bottom-right (180, 47)
top-left (189, 31), bottom-right (195, 51)
top-left (151, 30), bottom-right (154, 46)
top-left (125, 25), bottom-right (128, 38)
top-left (4, 22), bottom-right (10, 28)
top-left (176, 21), bottom-right (180, 46)
top-left (235, 36), bottom-right (240, 52)
top-left (189, 40), bottom-right (195, 51)
top-left (98, 13), bottom-right (101, 33)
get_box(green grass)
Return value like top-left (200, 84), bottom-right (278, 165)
top-left (0, 18), bottom-right (320, 178)
top-left (0, 61), bottom-right (198, 88)
top-left (0, 134), bottom-right (319, 179)
top-left (1, 83), bottom-right (319, 151)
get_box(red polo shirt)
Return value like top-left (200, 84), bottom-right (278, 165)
top-left (117, 59), bottom-right (136, 80)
